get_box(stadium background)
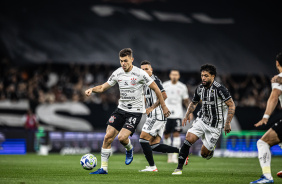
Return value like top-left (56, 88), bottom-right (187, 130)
top-left (0, 0), bottom-right (282, 157)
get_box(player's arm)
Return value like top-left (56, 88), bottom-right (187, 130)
top-left (255, 88), bottom-right (281, 127)
top-left (85, 82), bottom-right (112, 96)
top-left (182, 101), bottom-right (198, 126)
top-left (146, 91), bottom-right (167, 115)
top-left (224, 98), bottom-right (236, 135)
top-left (148, 82), bottom-right (170, 117)
top-left (183, 98), bottom-right (194, 123)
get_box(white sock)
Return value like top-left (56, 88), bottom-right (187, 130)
top-left (163, 137), bottom-right (172, 160)
top-left (163, 137), bottom-right (171, 146)
top-left (101, 148), bottom-right (112, 172)
top-left (172, 137), bottom-right (181, 148)
top-left (257, 139), bottom-right (273, 180)
top-left (124, 139), bottom-right (133, 151)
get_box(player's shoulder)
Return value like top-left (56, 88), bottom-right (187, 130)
top-left (212, 81), bottom-right (228, 90)
top-left (113, 67), bottom-right (124, 74)
top-left (152, 74), bottom-right (162, 82)
top-left (132, 66), bottom-right (147, 76)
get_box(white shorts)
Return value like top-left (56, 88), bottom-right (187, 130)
top-left (142, 117), bottom-right (166, 138)
top-left (188, 117), bottom-right (221, 151)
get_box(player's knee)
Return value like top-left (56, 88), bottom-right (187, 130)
top-left (201, 151), bottom-right (208, 158)
top-left (117, 134), bottom-right (128, 143)
top-left (257, 139), bottom-right (270, 148)
top-left (104, 134), bottom-right (114, 144)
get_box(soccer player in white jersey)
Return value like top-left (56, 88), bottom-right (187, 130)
top-left (172, 64), bottom-right (236, 175)
top-left (250, 52), bottom-right (282, 184)
top-left (85, 48), bottom-right (170, 174)
top-left (163, 70), bottom-right (193, 163)
top-left (139, 60), bottom-right (180, 172)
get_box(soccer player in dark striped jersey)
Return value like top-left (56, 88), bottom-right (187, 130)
top-left (172, 64), bottom-right (236, 175)
top-left (139, 60), bottom-right (179, 172)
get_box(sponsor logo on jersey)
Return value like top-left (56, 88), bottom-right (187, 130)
top-left (109, 75), bottom-right (115, 81)
top-left (143, 75), bottom-right (149, 83)
top-left (124, 81), bottom-right (128, 85)
top-left (203, 101), bottom-right (215, 105)
top-left (210, 137), bottom-right (217, 144)
top-left (130, 78), bottom-right (137, 85)
top-left (108, 116), bottom-right (116, 123)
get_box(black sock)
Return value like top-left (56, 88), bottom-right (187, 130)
top-left (151, 143), bottom-right (179, 153)
top-left (177, 140), bottom-right (193, 170)
top-left (139, 139), bottom-right (155, 166)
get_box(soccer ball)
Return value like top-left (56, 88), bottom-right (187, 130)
top-left (80, 153), bottom-right (97, 170)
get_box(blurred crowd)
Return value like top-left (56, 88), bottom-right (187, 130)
top-left (0, 58), bottom-right (272, 110)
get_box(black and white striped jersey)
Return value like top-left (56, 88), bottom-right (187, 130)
top-left (144, 74), bottom-right (166, 121)
top-left (192, 80), bottom-right (232, 128)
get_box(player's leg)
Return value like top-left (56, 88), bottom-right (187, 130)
top-left (149, 119), bottom-right (179, 154)
top-left (171, 119), bottom-right (182, 163)
top-left (172, 118), bottom-right (203, 175)
top-left (90, 125), bottom-right (119, 174)
top-left (200, 125), bottom-right (221, 160)
top-left (150, 136), bottom-right (179, 154)
top-left (139, 131), bottom-right (158, 172)
top-left (119, 112), bottom-right (143, 165)
top-left (118, 128), bottom-right (134, 165)
top-left (250, 128), bottom-right (280, 183)
top-left (172, 131), bottom-right (181, 163)
top-left (163, 119), bottom-right (173, 162)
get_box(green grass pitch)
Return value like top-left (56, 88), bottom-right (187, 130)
top-left (0, 153), bottom-right (282, 184)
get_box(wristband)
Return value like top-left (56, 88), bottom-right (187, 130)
top-left (263, 114), bottom-right (270, 119)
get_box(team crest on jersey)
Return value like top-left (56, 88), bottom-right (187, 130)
top-left (130, 78), bottom-right (137, 85)
top-left (108, 116), bottom-right (116, 123)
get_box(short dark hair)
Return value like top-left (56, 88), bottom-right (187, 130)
top-left (140, 60), bottom-right (151, 66)
top-left (200, 64), bottom-right (217, 77)
top-left (276, 51), bottom-right (282, 66)
top-left (119, 48), bottom-right (133, 57)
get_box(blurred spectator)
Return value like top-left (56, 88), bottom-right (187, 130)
top-left (23, 109), bottom-right (39, 131)
top-left (22, 109), bottom-right (39, 152)
top-left (0, 57), bottom-right (273, 110)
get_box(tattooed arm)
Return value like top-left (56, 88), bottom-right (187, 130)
top-left (182, 101), bottom-right (198, 126)
top-left (224, 98), bottom-right (236, 135)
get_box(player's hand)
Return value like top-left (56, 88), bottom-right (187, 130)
top-left (182, 112), bottom-right (192, 126)
top-left (162, 105), bottom-right (171, 118)
top-left (146, 107), bottom-right (153, 115)
top-left (85, 88), bottom-right (93, 96)
top-left (254, 118), bottom-right (268, 127)
top-left (224, 122), bottom-right (231, 135)
top-left (271, 75), bottom-right (279, 83)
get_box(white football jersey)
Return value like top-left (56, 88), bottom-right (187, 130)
top-left (107, 66), bottom-right (154, 113)
top-left (163, 80), bottom-right (189, 118)
top-left (271, 72), bottom-right (282, 107)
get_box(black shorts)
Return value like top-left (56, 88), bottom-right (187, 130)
top-left (272, 119), bottom-right (282, 141)
top-left (164, 118), bottom-right (182, 134)
top-left (106, 108), bottom-right (142, 135)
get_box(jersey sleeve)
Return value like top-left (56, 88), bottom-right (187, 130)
top-left (140, 70), bottom-right (154, 86)
top-left (107, 70), bottom-right (118, 86)
top-left (192, 86), bottom-right (201, 102)
top-left (272, 82), bottom-right (282, 91)
top-left (218, 85), bottom-right (232, 102)
top-left (155, 79), bottom-right (165, 92)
